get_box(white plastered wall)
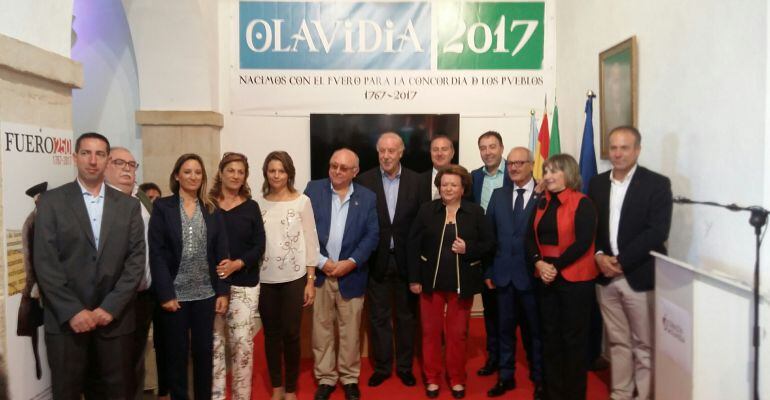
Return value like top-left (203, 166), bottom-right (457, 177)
top-left (556, 0), bottom-right (768, 394)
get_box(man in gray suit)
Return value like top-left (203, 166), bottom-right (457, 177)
top-left (34, 132), bottom-right (146, 399)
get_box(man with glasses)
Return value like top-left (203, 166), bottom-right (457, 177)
top-left (103, 146), bottom-right (154, 399)
top-left (484, 147), bottom-right (544, 399)
top-left (305, 149), bottom-right (379, 400)
top-left (34, 133), bottom-right (145, 399)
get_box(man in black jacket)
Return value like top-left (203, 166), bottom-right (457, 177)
top-left (588, 126), bottom-right (672, 400)
top-left (357, 132), bottom-right (421, 388)
top-left (418, 135), bottom-right (455, 203)
top-left (34, 133), bottom-right (145, 399)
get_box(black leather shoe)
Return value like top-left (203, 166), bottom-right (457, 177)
top-left (533, 383), bottom-right (545, 400)
top-left (343, 383), bottom-right (361, 400)
top-left (425, 387), bottom-right (439, 398)
top-left (487, 379), bottom-right (516, 397)
top-left (477, 360), bottom-right (498, 376)
top-left (397, 370), bottom-right (417, 386)
top-left (314, 384), bottom-right (335, 400)
top-left (451, 387), bottom-right (466, 399)
top-left (368, 372), bottom-right (390, 387)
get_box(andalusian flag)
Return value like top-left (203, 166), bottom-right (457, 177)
top-left (533, 111), bottom-right (550, 180)
top-left (549, 104), bottom-right (561, 156)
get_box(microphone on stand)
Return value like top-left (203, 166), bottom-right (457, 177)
top-left (672, 193), bottom-right (768, 400)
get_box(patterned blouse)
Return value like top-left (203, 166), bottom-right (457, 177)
top-left (174, 200), bottom-right (215, 301)
top-left (257, 194), bottom-right (320, 284)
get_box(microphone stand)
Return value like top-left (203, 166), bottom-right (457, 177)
top-left (673, 196), bottom-right (768, 400)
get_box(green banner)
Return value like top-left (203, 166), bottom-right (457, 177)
top-left (436, 2), bottom-right (544, 70)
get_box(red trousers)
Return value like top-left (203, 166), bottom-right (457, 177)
top-left (419, 291), bottom-right (473, 386)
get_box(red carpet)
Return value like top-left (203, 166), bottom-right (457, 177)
top-left (246, 317), bottom-right (610, 399)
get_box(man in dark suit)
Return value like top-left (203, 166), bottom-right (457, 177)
top-left (484, 147), bottom-right (544, 399)
top-left (469, 131), bottom-right (512, 376)
top-left (104, 146), bottom-right (153, 399)
top-left (305, 148), bottom-right (379, 400)
top-left (418, 135), bottom-right (455, 203)
top-left (588, 126), bottom-right (672, 400)
top-left (357, 132), bottom-right (421, 388)
top-left (34, 132), bottom-right (145, 399)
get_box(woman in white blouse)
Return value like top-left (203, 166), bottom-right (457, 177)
top-left (257, 151), bottom-right (320, 400)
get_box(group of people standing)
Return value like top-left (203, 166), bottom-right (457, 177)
top-left (30, 124), bottom-right (671, 400)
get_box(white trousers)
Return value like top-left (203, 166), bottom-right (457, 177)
top-left (212, 284), bottom-right (262, 400)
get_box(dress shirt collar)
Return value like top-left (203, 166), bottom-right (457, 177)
top-left (380, 164), bottom-right (402, 181)
top-left (77, 178), bottom-right (105, 198)
top-left (483, 159), bottom-right (506, 177)
top-left (610, 164), bottom-right (638, 186)
top-left (330, 182), bottom-right (354, 202)
top-left (516, 178), bottom-right (535, 192)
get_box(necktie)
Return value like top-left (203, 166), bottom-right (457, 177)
top-left (513, 188), bottom-right (526, 221)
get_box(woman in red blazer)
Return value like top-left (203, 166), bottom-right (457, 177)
top-left (526, 154), bottom-right (598, 400)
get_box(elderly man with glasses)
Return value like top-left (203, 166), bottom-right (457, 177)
top-left (304, 148), bottom-right (379, 400)
top-left (103, 146), bottom-right (154, 399)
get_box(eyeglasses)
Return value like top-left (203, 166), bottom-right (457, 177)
top-left (223, 152), bottom-right (248, 162)
top-left (111, 159), bottom-right (139, 170)
top-left (509, 161), bottom-right (531, 168)
top-left (329, 163), bottom-right (355, 173)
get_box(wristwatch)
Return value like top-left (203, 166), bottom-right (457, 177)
top-left (307, 274), bottom-right (316, 281)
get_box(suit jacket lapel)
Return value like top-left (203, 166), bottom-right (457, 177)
top-left (373, 170), bottom-right (392, 228)
top-left (393, 172), bottom-right (410, 225)
top-left (619, 167), bottom-right (644, 232)
top-left (168, 196), bottom-right (183, 251)
top-left (66, 181), bottom-right (96, 249)
top-left (343, 187), bottom-right (359, 239)
top-left (500, 186), bottom-right (514, 220)
top-left (320, 182), bottom-right (333, 240)
top-left (97, 187), bottom-right (117, 258)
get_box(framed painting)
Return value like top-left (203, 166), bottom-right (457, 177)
top-left (599, 36), bottom-right (637, 159)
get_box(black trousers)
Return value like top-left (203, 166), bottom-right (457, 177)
top-left (131, 290), bottom-right (155, 399)
top-left (152, 298), bottom-right (169, 396)
top-left (259, 276), bottom-right (306, 392)
top-left (46, 330), bottom-right (133, 400)
top-left (367, 253), bottom-right (418, 375)
top-left (538, 278), bottom-right (594, 400)
top-left (160, 296), bottom-right (216, 400)
top-left (481, 285), bottom-right (499, 364)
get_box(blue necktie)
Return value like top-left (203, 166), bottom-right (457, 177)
top-left (513, 188), bottom-right (526, 222)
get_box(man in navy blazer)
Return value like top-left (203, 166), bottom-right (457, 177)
top-left (469, 131), bottom-right (513, 376)
top-left (484, 147), bottom-right (544, 398)
top-left (305, 148), bottom-right (379, 400)
top-left (588, 126), bottom-right (672, 400)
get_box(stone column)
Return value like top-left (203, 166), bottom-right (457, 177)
top-left (0, 33), bottom-right (83, 358)
top-left (135, 110), bottom-right (223, 195)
